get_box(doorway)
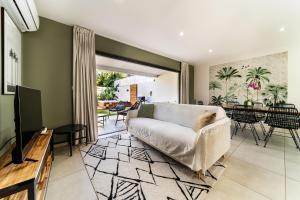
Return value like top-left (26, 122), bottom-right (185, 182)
top-left (95, 55), bottom-right (179, 135)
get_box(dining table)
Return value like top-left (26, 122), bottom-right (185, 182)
top-left (222, 104), bottom-right (300, 115)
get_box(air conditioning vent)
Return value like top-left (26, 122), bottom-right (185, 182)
top-left (2, 0), bottom-right (39, 32)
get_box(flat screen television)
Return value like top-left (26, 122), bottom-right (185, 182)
top-left (12, 86), bottom-right (43, 164)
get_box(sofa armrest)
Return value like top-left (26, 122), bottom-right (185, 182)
top-left (197, 117), bottom-right (231, 172)
top-left (125, 110), bottom-right (139, 127)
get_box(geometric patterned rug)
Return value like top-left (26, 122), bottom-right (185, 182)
top-left (80, 131), bottom-right (226, 200)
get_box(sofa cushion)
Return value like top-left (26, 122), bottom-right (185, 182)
top-left (128, 118), bottom-right (197, 157)
top-left (137, 104), bottom-right (154, 118)
top-left (153, 103), bottom-right (226, 128)
top-left (192, 112), bottom-right (216, 132)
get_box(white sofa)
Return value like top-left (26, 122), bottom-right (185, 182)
top-left (125, 103), bottom-right (231, 173)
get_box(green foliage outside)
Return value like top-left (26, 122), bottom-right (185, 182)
top-left (97, 87), bottom-right (119, 101)
top-left (96, 71), bottom-right (125, 87)
top-left (96, 71), bottom-right (126, 100)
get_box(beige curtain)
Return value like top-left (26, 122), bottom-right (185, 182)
top-left (73, 25), bottom-right (97, 142)
top-left (180, 62), bottom-right (189, 104)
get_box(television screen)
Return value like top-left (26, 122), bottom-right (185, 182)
top-left (12, 86), bottom-right (43, 163)
top-left (18, 86), bottom-right (43, 148)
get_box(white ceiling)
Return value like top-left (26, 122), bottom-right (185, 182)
top-left (96, 55), bottom-right (172, 77)
top-left (35, 0), bottom-right (300, 65)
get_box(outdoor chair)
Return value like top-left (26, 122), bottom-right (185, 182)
top-left (231, 105), bottom-right (261, 145)
top-left (109, 102), bottom-right (126, 117)
top-left (138, 96), bottom-right (146, 103)
top-left (264, 106), bottom-right (300, 150)
top-left (115, 101), bottom-right (141, 125)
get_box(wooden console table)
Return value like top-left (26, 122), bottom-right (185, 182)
top-left (0, 130), bottom-right (53, 200)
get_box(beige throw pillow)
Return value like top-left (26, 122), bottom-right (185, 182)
top-left (192, 112), bottom-right (216, 132)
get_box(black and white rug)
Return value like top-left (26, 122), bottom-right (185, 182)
top-left (80, 131), bottom-right (226, 200)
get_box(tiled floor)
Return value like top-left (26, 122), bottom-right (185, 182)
top-left (46, 125), bottom-right (300, 200)
top-left (206, 128), bottom-right (300, 200)
top-left (46, 146), bottom-right (97, 200)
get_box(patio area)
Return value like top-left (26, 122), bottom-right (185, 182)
top-left (97, 114), bottom-right (126, 136)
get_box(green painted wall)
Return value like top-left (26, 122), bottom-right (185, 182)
top-left (95, 35), bottom-right (181, 72)
top-left (0, 93), bottom-right (14, 155)
top-left (22, 17), bottom-right (73, 129)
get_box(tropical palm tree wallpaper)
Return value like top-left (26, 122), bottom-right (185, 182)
top-left (209, 81), bottom-right (222, 91)
top-left (246, 67), bottom-right (271, 101)
top-left (209, 52), bottom-right (288, 106)
top-left (215, 67), bottom-right (241, 103)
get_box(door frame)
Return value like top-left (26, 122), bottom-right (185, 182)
top-left (95, 51), bottom-right (181, 103)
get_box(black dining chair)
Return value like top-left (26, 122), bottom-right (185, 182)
top-left (264, 106), bottom-right (300, 150)
top-left (275, 103), bottom-right (296, 108)
top-left (231, 105), bottom-right (261, 145)
top-left (224, 101), bottom-right (239, 119)
top-left (253, 102), bottom-right (267, 136)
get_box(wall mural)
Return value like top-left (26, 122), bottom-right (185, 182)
top-left (209, 52), bottom-right (288, 106)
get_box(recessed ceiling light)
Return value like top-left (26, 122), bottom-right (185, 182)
top-left (208, 49), bottom-right (213, 53)
top-left (179, 32), bottom-right (184, 37)
top-left (280, 27), bottom-right (285, 32)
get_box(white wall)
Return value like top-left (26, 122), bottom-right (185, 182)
top-left (152, 72), bottom-right (179, 103)
top-left (116, 85), bottom-right (130, 102)
top-left (115, 72), bottom-right (179, 103)
top-left (137, 81), bottom-right (153, 99)
top-left (115, 75), bottom-right (153, 102)
top-left (287, 45), bottom-right (300, 108)
top-left (194, 46), bottom-right (300, 108)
